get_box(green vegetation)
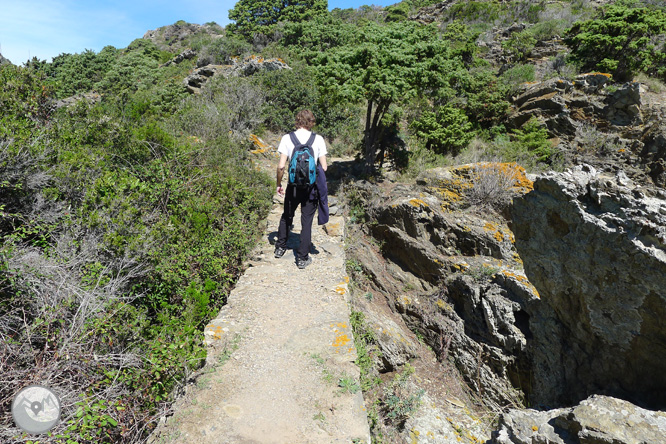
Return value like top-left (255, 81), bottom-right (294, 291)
top-left (349, 311), bottom-right (382, 392)
top-left (410, 105), bottom-right (474, 155)
top-left (1, 30), bottom-right (272, 442)
top-left (227, 0), bottom-right (328, 39)
top-left (565, 2), bottom-right (666, 81)
top-left (3, 0), bottom-right (664, 441)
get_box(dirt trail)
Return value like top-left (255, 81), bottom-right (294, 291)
top-left (149, 173), bottom-right (370, 443)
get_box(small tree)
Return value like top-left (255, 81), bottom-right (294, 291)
top-left (410, 105), bottom-right (473, 155)
top-left (565, 4), bottom-right (666, 81)
top-left (227, 0), bottom-right (328, 39)
top-left (311, 21), bottom-right (454, 173)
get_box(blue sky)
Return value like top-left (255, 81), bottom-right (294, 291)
top-left (0, 0), bottom-right (396, 65)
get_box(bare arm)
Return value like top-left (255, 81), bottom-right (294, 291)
top-left (319, 155), bottom-right (327, 172)
top-left (276, 153), bottom-right (288, 196)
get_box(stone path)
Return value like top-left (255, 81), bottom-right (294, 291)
top-left (149, 192), bottom-right (370, 444)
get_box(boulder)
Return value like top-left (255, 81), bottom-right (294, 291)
top-left (605, 82), bottom-right (643, 125)
top-left (574, 72), bottom-right (612, 93)
top-left (410, 0), bottom-right (459, 24)
top-left (490, 395), bottom-right (666, 444)
top-left (161, 48), bottom-right (196, 67)
top-left (183, 56), bottom-right (290, 93)
top-left (143, 22), bottom-right (223, 52)
top-left (512, 164), bottom-right (666, 408)
top-left (508, 77), bottom-right (644, 141)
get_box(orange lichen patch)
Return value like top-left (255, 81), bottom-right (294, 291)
top-left (249, 134), bottom-right (275, 155)
top-left (205, 325), bottom-right (224, 340)
top-left (532, 425), bottom-right (539, 432)
top-left (331, 329), bottom-right (351, 348)
top-left (502, 270), bottom-right (540, 298)
top-left (335, 286), bottom-right (347, 295)
top-left (428, 174), bottom-right (471, 210)
top-left (467, 162), bottom-right (534, 193)
top-left (484, 221), bottom-right (515, 243)
top-left (409, 198), bottom-right (429, 208)
top-left (584, 71), bottom-right (613, 79)
top-left (436, 299), bottom-right (453, 312)
top-left (343, 276), bottom-right (350, 283)
top-left (452, 262), bottom-right (469, 272)
top-left (249, 134), bottom-right (270, 148)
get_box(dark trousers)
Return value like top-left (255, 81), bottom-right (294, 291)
top-left (276, 185), bottom-right (317, 260)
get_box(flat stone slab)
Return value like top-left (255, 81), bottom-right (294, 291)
top-left (149, 201), bottom-right (370, 444)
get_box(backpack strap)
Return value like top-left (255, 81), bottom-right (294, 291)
top-left (289, 132), bottom-right (300, 147)
top-left (305, 132), bottom-right (317, 148)
top-left (289, 132), bottom-right (317, 156)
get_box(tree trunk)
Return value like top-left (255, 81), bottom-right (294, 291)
top-left (363, 99), bottom-right (390, 175)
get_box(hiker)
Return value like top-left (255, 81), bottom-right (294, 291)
top-left (274, 109), bottom-right (328, 269)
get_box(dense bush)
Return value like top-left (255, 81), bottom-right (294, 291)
top-left (1, 53), bottom-right (272, 443)
top-left (410, 105), bottom-right (474, 155)
top-left (492, 118), bottom-right (556, 168)
top-left (565, 3), bottom-right (666, 81)
top-left (228, 0), bottom-right (327, 39)
top-left (44, 47), bottom-right (118, 98)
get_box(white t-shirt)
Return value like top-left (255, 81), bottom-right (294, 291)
top-left (277, 128), bottom-right (327, 163)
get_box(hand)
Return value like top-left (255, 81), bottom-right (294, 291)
top-left (277, 185), bottom-right (285, 197)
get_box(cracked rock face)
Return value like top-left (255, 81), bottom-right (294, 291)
top-left (512, 164), bottom-right (666, 408)
top-left (490, 395), bottom-right (666, 444)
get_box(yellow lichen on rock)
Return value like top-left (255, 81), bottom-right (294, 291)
top-left (501, 270), bottom-right (540, 298)
top-left (409, 198), bottom-right (429, 208)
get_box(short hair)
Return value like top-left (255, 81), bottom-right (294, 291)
top-left (295, 109), bottom-right (316, 130)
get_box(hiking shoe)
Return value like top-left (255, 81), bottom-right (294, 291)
top-left (296, 256), bottom-right (312, 269)
top-left (274, 246), bottom-right (287, 258)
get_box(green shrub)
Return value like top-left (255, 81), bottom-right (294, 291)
top-left (95, 50), bottom-right (160, 94)
top-left (410, 105), bottom-right (474, 155)
top-left (502, 30), bottom-right (537, 62)
top-left (492, 118), bottom-right (555, 168)
top-left (499, 63), bottom-right (536, 92)
top-left (0, 64), bottom-right (53, 141)
top-left (565, 4), bottom-right (666, 81)
top-left (0, 50), bottom-right (273, 443)
top-left (459, 67), bottom-right (511, 128)
top-left (385, 2), bottom-right (411, 22)
top-left (44, 46), bottom-right (118, 98)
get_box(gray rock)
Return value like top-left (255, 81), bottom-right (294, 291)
top-left (606, 82), bottom-right (643, 125)
top-left (490, 395), bottom-right (666, 444)
top-left (184, 57), bottom-right (290, 93)
top-left (575, 72), bottom-right (612, 93)
top-left (512, 164), bottom-right (666, 408)
top-left (161, 48), bottom-right (196, 67)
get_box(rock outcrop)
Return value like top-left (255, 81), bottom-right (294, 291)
top-left (143, 22), bottom-right (223, 52)
top-left (161, 48), bottom-right (196, 67)
top-left (410, 0), bottom-right (459, 24)
top-left (509, 74), bottom-right (643, 138)
top-left (490, 395), bottom-right (666, 444)
top-left (184, 56), bottom-right (290, 93)
top-left (0, 53), bottom-right (11, 65)
top-left (346, 165), bottom-right (539, 409)
top-left (512, 164), bottom-right (666, 409)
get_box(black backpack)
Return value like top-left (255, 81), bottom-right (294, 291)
top-left (288, 132), bottom-right (317, 189)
